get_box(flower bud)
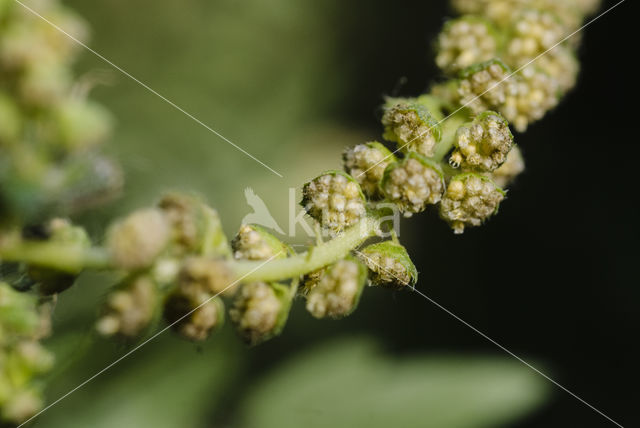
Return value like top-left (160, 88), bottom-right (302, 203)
top-left (535, 46), bottom-right (579, 93)
top-left (178, 257), bottom-right (234, 296)
top-left (439, 173), bottom-right (505, 234)
top-left (489, 145), bottom-right (525, 188)
top-left (305, 257), bottom-right (367, 319)
top-left (47, 98), bottom-right (113, 151)
top-left (505, 9), bottom-right (566, 68)
top-left (436, 17), bottom-right (498, 74)
top-left (18, 59), bottom-right (72, 107)
top-left (0, 282), bottom-right (40, 337)
top-left (0, 387), bottom-right (43, 424)
top-left (500, 66), bottom-right (559, 132)
top-left (163, 289), bottom-right (224, 342)
top-left (343, 142), bottom-right (397, 199)
top-left (107, 208), bottom-right (171, 270)
top-left (158, 193), bottom-right (231, 257)
top-left (301, 171), bottom-right (366, 234)
top-left (382, 100), bottom-right (442, 157)
top-left (381, 152), bottom-right (444, 217)
top-left (450, 111), bottom-right (513, 172)
top-left (229, 281), bottom-right (290, 345)
top-left (96, 275), bottom-right (158, 338)
top-left (232, 224), bottom-right (291, 261)
top-left (358, 241), bottom-right (417, 289)
top-left (458, 59), bottom-right (514, 114)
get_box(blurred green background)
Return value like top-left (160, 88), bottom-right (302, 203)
top-left (29, 0), bottom-right (636, 427)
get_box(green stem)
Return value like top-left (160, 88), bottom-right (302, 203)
top-left (0, 241), bottom-right (111, 273)
top-left (231, 216), bottom-right (379, 282)
top-left (432, 110), bottom-right (470, 162)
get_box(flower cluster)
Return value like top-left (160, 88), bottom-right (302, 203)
top-left (0, 282), bottom-right (53, 424)
top-left (0, 0), bottom-right (121, 224)
top-left (444, 0), bottom-right (600, 131)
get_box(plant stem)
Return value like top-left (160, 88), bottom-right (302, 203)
top-left (231, 216), bottom-right (379, 282)
top-left (432, 110), bottom-right (470, 162)
top-left (0, 241), bottom-right (112, 273)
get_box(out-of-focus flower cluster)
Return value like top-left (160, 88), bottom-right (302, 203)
top-left (0, 0), bottom-right (121, 225)
top-left (0, 282), bottom-right (53, 424)
top-left (445, 0), bottom-right (599, 132)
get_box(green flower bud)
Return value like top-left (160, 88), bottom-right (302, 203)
top-left (178, 257), bottom-right (234, 296)
top-left (158, 193), bottom-right (231, 257)
top-left (11, 340), bottom-right (54, 375)
top-left (436, 16), bottom-right (499, 74)
top-left (439, 173), bottom-right (505, 234)
top-left (381, 152), bottom-right (444, 217)
top-left (301, 171), bottom-right (366, 235)
top-left (305, 257), bottom-right (367, 319)
top-left (343, 142), bottom-right (397, 199)
top-left (96, 275), bottom-right (158, 338)
top-left (0, 387), bottom-right (43, 424)
top-left (163, 289), bottom-right (224, 342)
top-left (0, 282), bottom-right (40, 337)
top-left (47, 98), bottom-right (113, 151)
top-left (450, 111), bottom-right (514, 172)
top-left (229, 281), bottom-right (290, 345)
top-left (458, 59), bottom-right (514, 115)
top-left (382, 100), bottom-right (442, 157)
top-left (489, 145), bottom-right (525, 188)
top-left (500, 66), bottom-right (559, 132)
top-left (505, 9), bottom-right (566, 68)
top-left (106, 208), bottom-right (171, 270)
top-left (18, 59), bottom-right (72, 107)
top-left (232, 224), bottom-right (291, 261)
top-left (358, 241), bottom-right (417, 289)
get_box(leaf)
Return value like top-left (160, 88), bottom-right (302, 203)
top-left (237, 337), bottom-right (549, 428)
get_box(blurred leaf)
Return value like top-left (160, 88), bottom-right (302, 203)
top-left (36, 333), bottom-right (242, 428)
top-left (237, 337), bottom-right (549, 428)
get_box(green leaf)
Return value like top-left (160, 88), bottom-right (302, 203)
top-left (237, 337), bottom-right (549, 428)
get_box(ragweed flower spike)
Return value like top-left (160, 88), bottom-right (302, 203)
top-left (450, 111), bottom-right (514, 172)
top-left (436, 16), bottom-right (499, 74)
top-left (439, 173), bottom-right (505, 234)
top-left (358, 241), bottom-right (417, 289)
top-left (96, 276), bottom-right (158, 338)
top-left (106, 208), bottom-right (171, 271)
top-left (301, 171), bottom-right (366, 235)
top-left (343, 142), bottom-right (397, 199)
top-left (382, 100), bottom-right (442, 157)
top-left (490, 145), bottom-right (525, 188)
top-left (305, 257), bottom-right (367, 319)
top-left (381, 152), bottom-right (444, 217)
top-left (229, 282), bottom-right (291, 345)
top-left (232, 224), bottom-right (291, 261)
